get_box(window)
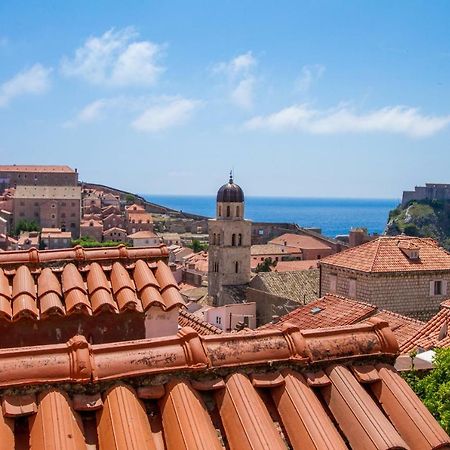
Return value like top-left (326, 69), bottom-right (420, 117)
top-left (329, 275), bottom-right (337, 293)
top-left (213, 262), bottom-right (219, 272)
top-left (218, 205), bottom-right (222, 216)
top-left (232, 234), bottom-right (236, 246)
top-left (51, 204), bottom-right (56, 208)
top-left (216, 316), bottom-right (222, 325)
top-left (51, 214), bottom-right (56, 219)
top-left (235, 261), bottom-right (239, 273)
top-left (348, 278), bottom-right (356, 298)
top-left (258, 229), bottom-right (264, 236)
top-left (227, 206), bottom-right (230, 217)
top-left (70, 223), bottom-right (76, 228)
top-left (236, 205), bottom-right (240, 217)
top-left (238, 233), bottom-right (242, 246)
top-left (430, 280), bottom-right (447, 296)
top-left (243, 316), bottom-right (249, 327)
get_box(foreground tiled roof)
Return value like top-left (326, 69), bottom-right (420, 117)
top-left (0, 320), bottom-right (447, 449)
top-left (320, 236), bottom-right (450, 272)
top-left (178, 309), bottom-right (223, 335)
top-left (250, 269), bottom-right (319, 304)
top-left (261, 294), bottom-right (378, 330)
top-left (402, 299), bottom-right (450, 352)
top-left (0, 245), bottom-right (185, 320)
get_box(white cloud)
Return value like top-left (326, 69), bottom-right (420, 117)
top-left (245, 104), bottom-right (450, 138)
top-left (132, 97), bottom-right (200, 132)
top-left (213, 51), bottom-right (256, 77)
top-left (0, 64), bottom-right (51, 107)
top-left (231, 77), bottom-right (255, 109)
top-left (213, 52), bottom-right (257, 109)
top-left (296, 64), bottom-right (325, 93)
top-left (60, 27), bottom-right (164, 86)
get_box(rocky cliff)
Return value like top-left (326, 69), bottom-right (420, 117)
top-left (386, 200), bottom-right (450, 249)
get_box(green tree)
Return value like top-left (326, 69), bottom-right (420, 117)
top-left (125, 194), bottom-right (135, 203)
top-left (403, 348), bottom-right (450, 433)
top-left (189, 239), bottom-right (208, 253)
top-left (255, 257), bottom-right (277, 273)
top-left (14, 219), bottom-right (40, 236)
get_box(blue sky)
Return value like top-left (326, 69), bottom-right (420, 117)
top-left (0, 1), bottom-right (449, 198)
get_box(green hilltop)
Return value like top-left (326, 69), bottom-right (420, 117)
top-left (386, 200), bottom-right (450, 250)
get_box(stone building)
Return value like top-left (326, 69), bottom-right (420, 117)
top-left (40, 228), bottom-right (72, 249)
top-left (0, 165), bottom-right (78, 191)
top-left (319, 236), bottom-right (450, 320)
top-left (103, 226), bottom-right (127, 243)
top-left (12, 186), bottom-right (81, 238)
top-left (402, 182), bottom-right (450, 206)
top-left (208, 174), bottom-right (251, 305)
top-left (80, 219), bottom-right (103, 242)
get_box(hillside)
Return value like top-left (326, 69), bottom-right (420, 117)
top-left (386, 200), bottom-right (450, 249)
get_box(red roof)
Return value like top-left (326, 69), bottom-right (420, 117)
top-left (402, 299), bottom-right (450, 352)
top-left (260, 294), bottom-right (424, 348)
top-left (261, 293), bottom-right (378, 329)
top-left (178, 309), bottom-right (223, 335)
top-left (0, 320), bottom-right (447, 448)
top-left (273, 259), bottom-right (319, 271)
top-left (320, 236), bottom-right (450, 273)
top-left (270, 233), bottom-right (332, 250)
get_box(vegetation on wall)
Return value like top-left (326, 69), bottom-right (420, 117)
top-left (403, 348), bottom-right (450, 433)
top-left (14, 219), bottom-right (40, 236)
top-left (72, 236), bottom-right (128, 248)
top-left (255, 257), bottom-right (277, 273)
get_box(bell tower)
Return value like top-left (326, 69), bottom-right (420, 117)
top-left (208, 173), bottom-right (251, 305)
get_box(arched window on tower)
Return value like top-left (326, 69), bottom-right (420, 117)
top-left (238, 233), bottom-right (242, 246)
top-left (236, 205), bottom-right (240, 217)
top-left (217, 233), bottom-right (221, 245)
top-left (235, 261), bottom-right (239, 273)
top-left (227, 205), bottom-right (231, 217)
top-left (218, 205), bottom-right (222, 217)
top-left (232, 233), bottom-right (236, 246)
top-left (212, 233), bottom-right (216, 245)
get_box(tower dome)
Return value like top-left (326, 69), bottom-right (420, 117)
top-left (217, 173), bottom-right (244, 203)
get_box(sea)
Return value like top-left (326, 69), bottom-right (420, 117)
top-left (143, 195), bottom-right (400, 238)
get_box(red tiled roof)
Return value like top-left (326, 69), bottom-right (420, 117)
top-left (0, 245), bottom-right (184, 320)
top-left (320, 236), bottom-right (450, 272)
top-left (251, 244), bottom-right (302, 256)
top-left (401, 299), bottom-right (450, 352)
top-left (273, 259), bottom-right (319, 271)
top-left (261, 293), bottom-right (378, 329)
top-left (260, 294), bottom-right (424, 348)
top-left (270, 233), bottom-right (332, 250)
top-left (125, 203), bottom-right (145, 212)
top-left (178, 309), bottom-right (223, 335)
top-left (0, 320), bottom-right (447, 448)
top-left (372, 310), bottom-right (424, 347)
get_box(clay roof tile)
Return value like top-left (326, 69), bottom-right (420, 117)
top-left (12, 266), bottom-right (38, 320)
top-left (87, 263), bottom-right (117, 314)
top-left (0, 270), bottom-right (12, 320)
top-left (154, 260), bottom-right (178, 291)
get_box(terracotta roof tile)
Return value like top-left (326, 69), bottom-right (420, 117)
top-left (97, 384), bottom-right (156, 450)
top-left (320, 235), bottom-right (450, 273)
top-left (29, 390), bottom-right (85, 450)
top-left (12, 266), bottom-right (38, 320)
top-left (0, 321), bottom-right (448, 448)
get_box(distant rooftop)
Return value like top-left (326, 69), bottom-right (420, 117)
top-left (14, 186), bottom-right (81, 199)
top-left (0, 165), bottom-right (75, 173)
